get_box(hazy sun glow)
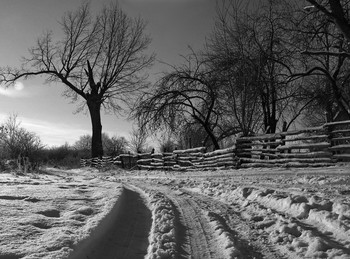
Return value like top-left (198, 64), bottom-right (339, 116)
top-left (0, 81), bottom-right (25, 97)
top-left (14, 81), bottom-right (24, 91)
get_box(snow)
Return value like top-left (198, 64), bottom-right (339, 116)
top-left (125, 165), bottom-right (350, 258)
top-left (1, 165), bottom-right (350, 258)
top-left (178, 167), bottom-right (350, 258)
top-left (127, 185), bottom-right (177, 259)
top-left (0, 168), bottom-right (122, 259)
top-left (206, 211), bottom-right (242, 258)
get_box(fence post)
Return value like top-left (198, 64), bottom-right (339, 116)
top-left (324, 122), bottom-right (334, 159)
top-left (128, 152), bottom-right (131, 169)
top-left (23, 157), bottom-right (30, 174)
top-left (17, 154), bottom-right (22, 172)
top-left (281, 121), bottom-right (288, 156)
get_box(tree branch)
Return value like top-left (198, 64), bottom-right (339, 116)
top-left (301, 50), bottom-right (350, 57)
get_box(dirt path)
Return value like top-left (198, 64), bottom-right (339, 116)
top-left (70, 187), bottom-right (152, 259)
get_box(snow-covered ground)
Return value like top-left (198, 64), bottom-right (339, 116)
top-left (1, 165), bottom-right (350, 258)
top-left (0, 168), bottom-right (123, 259)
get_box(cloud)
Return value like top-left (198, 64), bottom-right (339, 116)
top-left (0, 81), bottom-right (26, 97)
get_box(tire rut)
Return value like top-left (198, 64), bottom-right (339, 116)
top-left (182, 189), bottom-right (285, 259)
top-left (71, 187), bottom-right (152, 259)
top-left (168, 192), bottom-right (225, 259)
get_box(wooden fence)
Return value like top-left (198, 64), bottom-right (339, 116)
top-left (80, 120), bottom-right (350, 170)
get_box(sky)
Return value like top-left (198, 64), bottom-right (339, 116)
top-left (0, 0), bottom-right (216, 147)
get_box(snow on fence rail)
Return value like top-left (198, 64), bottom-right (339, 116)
top-left (80, 120), bottom-right (350, 170)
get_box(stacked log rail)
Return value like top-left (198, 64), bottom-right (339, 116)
top-left (172, 147), bottom-right (206, 171)
top-left (236, 134), bottom-right (282, 161)
top-left (163, 152), bottom-right (176, 170)
top-left (137, 153), bottom-right (153, 170)
top-left (150, 153), bottom-right (164, 170)
top-left (80, 158), bottom-right (89, 167)
top-left (137, 152), bottom-right (177, 170)
top-left (137, 153), bottom-right (175, 170)
top-left (326, 120), bottom-right (350, 161)
top-left (198, 147), bottom-right (239, 170)
top-left (101, 156), bottom-right (114, 167)
top-left (277, 126), bottom-right (332, 166)
top-left (112, 156), bottom-right (122, 167)
top-left (91, 157), bottom-right (102, 168)
top-left (119, 154), bottom-right (138, 169)
top-left (236, 125), bottom-right (335, 168)
top-left (81, 156), bottom-right (123, 168)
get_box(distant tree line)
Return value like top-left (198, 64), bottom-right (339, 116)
top-left (0, 114), bottom-right (154, 170)
top-left (40, 126), bottom-right (153, 168)
top-left (0, 115), bottom-right (43, 170)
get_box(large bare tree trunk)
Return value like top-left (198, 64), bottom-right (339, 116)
top-left (87, 99), bottom-right (103, 158)
top-left (205, 128), bottom-right (220, 150)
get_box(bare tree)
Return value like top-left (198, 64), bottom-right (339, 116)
top-left (158, 137), bottom-right (177, 153)
top-left (306, 0), bottom-right (350, 41)
top-left (175, 122), bottom-right (209, 149)
top-left (295, 0), bottom-right (350, 120)
top-left (102, 133), bottom-right (128, 156)
top-left (208, 0), bottom-right (303, 134)
top-left (74, 134), bottom-right (91, 150)
top-left (108, 135), bottom-right (128, 156)
top-left (74, 133), bottom-right (128, 157)
top-left (128, 127), bottom-right (148, 153)
top-left (206, 3), bottom-right (262, 135)
top-left (0, 3), bottom-right (154, 157)
top-left (134, 52), bottom-right (229, 150)
top-left (0, 114), bottom-right (43, 160)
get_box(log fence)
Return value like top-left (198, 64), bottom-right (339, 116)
top-left (80, 120), bottom-right (350, 170)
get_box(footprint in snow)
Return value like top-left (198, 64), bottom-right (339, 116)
top-left (24, 197), bottom-right (41, 203)
top-left (37, 209), bottom-right (61, 218)
top-left (76, 206), bottom-right (94, 216)
top-left (0, 195), bottom-right (28, 200)
top-left (32, 221), bottom-right (52, 229)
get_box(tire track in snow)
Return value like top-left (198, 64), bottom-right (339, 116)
top-left (70, 187), bottom-right (152, 259)
top-left (183, 190), bottom-right (283, 259)
top-left (168, 192), bottom-right (225, 259)
top-left (126, 180), bottom-right (284, 258)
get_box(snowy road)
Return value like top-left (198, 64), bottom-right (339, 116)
top-left (127, 180), bottom-right (282, 258)
top-left (120, 165), bottom-right (350, 258)
top-left (169, 190), bottom-right (222, 259)
top-left (71, 187), bottom-right (152, 259)
top-left (1, 166), bottom-right (350, 258)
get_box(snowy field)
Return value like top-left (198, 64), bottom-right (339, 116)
top-left (1, 165), bottom-right (350, 258)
